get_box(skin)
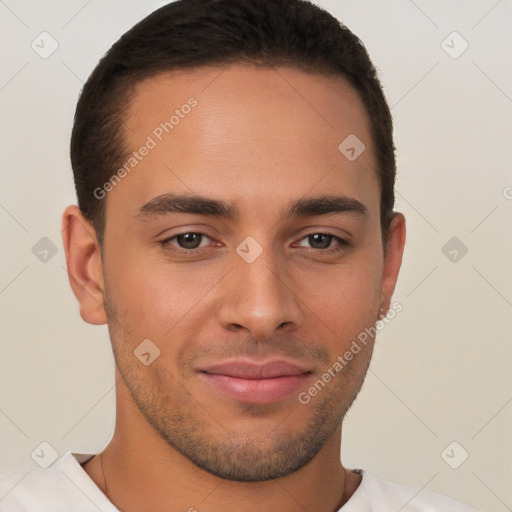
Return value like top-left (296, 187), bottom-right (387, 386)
top-left (62, 64), bottom-right (405, 511)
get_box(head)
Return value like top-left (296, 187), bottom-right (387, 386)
top-left (63, 0), bottom-right (405, 482)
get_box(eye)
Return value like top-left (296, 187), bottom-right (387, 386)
top-left (296, 233), bottom-right (349, 252)
top-left (162, 232), bottom-right (214, 251)
top-left (159, 231), bottom-right (350, 257)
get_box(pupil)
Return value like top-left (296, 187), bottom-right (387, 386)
top-left (310, 234), bottom-right (330, 249)
top-left (179, 233), bottom-right (201, 249)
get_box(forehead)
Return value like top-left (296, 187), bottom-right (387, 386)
top-left (125, 64), bottom-right (371, 150)
top-left (108, 64), bottom-right (378, 223)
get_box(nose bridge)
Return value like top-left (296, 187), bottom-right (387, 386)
top-left (219, 241), bottom-right (303, 338)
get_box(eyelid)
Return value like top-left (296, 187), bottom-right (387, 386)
top-left (298, 232), bottom-right (348, 243)
top-left (293, 231), bottom-right (350, 250)
top-left (155, 223), bottom-right (219, 239)
top-left (292, 226), bottom-right (353, 247)
top-left (160, 231), bottom-right (216, 248)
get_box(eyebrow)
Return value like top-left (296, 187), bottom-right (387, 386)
top-left (137, 193), bottom-right (368, 222)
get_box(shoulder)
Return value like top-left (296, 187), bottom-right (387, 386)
top-left (0, 453), bottom-right (116, 512)
top-left (342, 470), bottom-right (481, 511)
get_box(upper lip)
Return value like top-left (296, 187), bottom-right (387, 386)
top-left (200, 359), bottom-right (311, 379)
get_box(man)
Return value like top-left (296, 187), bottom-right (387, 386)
top-left (0, 0), bottom-right (480, 510)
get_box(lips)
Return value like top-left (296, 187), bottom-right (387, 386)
top-left (198, 360), bottom-right (312, 404)
top-left (202, 360), bottom-right (308, 379)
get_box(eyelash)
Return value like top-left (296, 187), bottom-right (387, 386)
top-left (159, 232), bottom-right (350, 257)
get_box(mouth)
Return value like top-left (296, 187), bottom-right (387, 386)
top-left (198, 360), bottom-right (313, 404)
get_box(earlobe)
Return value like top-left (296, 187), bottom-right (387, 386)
top-left (61, 205), bottom-right (107, 325)
top-left (380, 212), bottom-right (406, 314)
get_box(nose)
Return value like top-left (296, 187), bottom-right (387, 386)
top-left (217, 247), bottom-right (304, 341)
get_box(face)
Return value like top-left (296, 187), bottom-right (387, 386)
top-left (92, 65), bottom-right (401, 481)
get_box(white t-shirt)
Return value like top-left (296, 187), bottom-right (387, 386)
top-left (0, 452), bottom-right (480, 511)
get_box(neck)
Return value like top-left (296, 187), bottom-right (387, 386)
top-left (83, 373), bottom-right (361, 512)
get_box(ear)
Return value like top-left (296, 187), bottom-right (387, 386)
top-left (380, 213), bottom-right (406, 313)
top-left (62, 205), bottom-right (107, 325)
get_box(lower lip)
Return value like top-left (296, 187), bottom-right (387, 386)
top-left (200, 373), bottom-right (311, 404)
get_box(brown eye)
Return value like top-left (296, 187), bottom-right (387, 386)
top-left (175, 233), bottom-right (204, 249)
top-left (307, 233), bottom-right (333, 249)
top-left (161, 232), bottom-right (213, 252)
top-left (296, 233), bottom-right (348, 252)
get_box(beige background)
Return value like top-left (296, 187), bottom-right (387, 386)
top-left (1, 1), bottom-right (511, 510)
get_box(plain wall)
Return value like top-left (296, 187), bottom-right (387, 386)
top-left (0, 1), bottom-right (511, 510)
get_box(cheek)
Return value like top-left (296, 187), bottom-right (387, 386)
top-left (104, 251), bottom-right (226, 339)
top-left (301, 268), bottom-right (380, 380)
top-left (301, 277), bottom-right (379, 352)
top-left (295, 250), bottom-right (383, 326)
